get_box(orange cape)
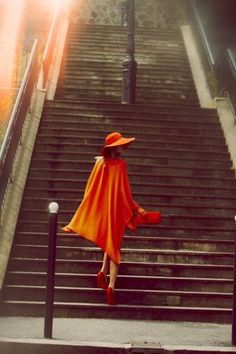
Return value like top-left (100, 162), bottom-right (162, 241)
top-left (63, 157), bottom-right (139, 264)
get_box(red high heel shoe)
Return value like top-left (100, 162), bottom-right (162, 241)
top-left (97, 271), bottom-right (108, 289)
top-left (107, 287), bottom-right (116, 305)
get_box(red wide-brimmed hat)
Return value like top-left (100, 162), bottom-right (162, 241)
top-left (102, 132), bottom-right (135, 150)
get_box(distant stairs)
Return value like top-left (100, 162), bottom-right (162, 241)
top-left (1, 23), bottom-right (236, 323)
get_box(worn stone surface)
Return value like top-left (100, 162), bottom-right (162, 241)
top-left (71, 0), bottom-right (186, 28)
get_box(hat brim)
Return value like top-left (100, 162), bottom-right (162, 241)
top-left (104, 137), bottom-right (135, 149)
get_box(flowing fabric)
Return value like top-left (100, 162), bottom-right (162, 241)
top-left (63, 157), bottom-right (139, 264)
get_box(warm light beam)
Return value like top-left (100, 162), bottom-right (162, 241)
top-left (0, 0), bottom-right (24, 88)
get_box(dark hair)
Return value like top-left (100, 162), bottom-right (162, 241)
top-left (101, 147), bottom-right (116, 158)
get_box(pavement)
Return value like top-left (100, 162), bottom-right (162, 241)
top-left (1, 317), bottom-right (236, 353)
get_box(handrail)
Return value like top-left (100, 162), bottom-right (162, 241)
top-left (190, 0), bottom-right (215, 70)
top-left (42, 0), bottom-right (64, 89)
top-left (0, 39), bottom-right (39, 208)
top-left (227, 49), bottom-right (236, 79)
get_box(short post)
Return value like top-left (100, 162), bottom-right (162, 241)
top-left (44, 202), bottom-right (59, 339)
top-left (232, 215), bottom-right (236, 345)
top-left (122, 0), bottom-right (137, 104)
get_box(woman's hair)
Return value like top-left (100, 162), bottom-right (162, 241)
top-left (101, 147), bottom-right (116, 158)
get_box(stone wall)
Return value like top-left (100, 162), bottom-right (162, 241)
top-left (71, 0), bottom-right (186, 28)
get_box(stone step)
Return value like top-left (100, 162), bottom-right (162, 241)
top-left (65, 54), bottom-right (191, 67)
top-left (28, 168), bottom-right (236, 189)
top-left (59, 79), bottom-right (196, 93)
top-left (68, 24), bottom-right (182, 36)
top-left (30, 157), bottom-right (232, 174)
top-left (37, 125), bottom-right (225, 146)
top-left (11, 244), bottom-right (234, 265)
top-left (5, 271), bottom-right (233, 293)
top-left (31, 147), bottom-right (231, 168)
top-left (0, 300), bottom-right (231, 322)
top-left (26, 174), bottom-right (235, 192)
top-left (7, 258), bottom-right (233, 279)
top-left (17, 207), bottom-right (234, 228)
top-left (20, 198), bottom-right (236, 224)
top-left (41, 116), bottom-right (223, 134)
top-left (3, 284), bottom-right (232, 308)
top-left (55, 93), bottom-right (199, 105)
top-left (21, 188), bottom-right (236, 210)
top-left (21, 204), bottom-right (235, 227)
top-left (33, 142), bottom-right (229, 161)
top-left (36, 134), bottom-right (228, 154)
top-left (60, 74), bottom-right (196, 87)
top-left (17, 220), bottom-right (235, 239)
top-left (19, 202), bottom-right (235, 220)
top-left (55, 87), bottom-right (198, 101)
top-left (67, 30), bottom-right (183, 42)
top-left (67, 39), bottom-right (186, 50)
top-left (63, 62), bottom-right (193, 77)
top-left (23, 179), bottom-right (235, 200)
top-left (44, 99), bottom-right (218, 115)
top-left (43, 104), bottom-right (218, 119)
top-left (14, 232), bottom-right (235, 253)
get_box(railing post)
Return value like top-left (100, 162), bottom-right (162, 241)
top-left (122, 0), bottom-right (137, 104)
top-left (44, 202), bottom-right (59, 339)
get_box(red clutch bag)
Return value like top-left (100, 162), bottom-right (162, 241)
top-left (128, 211), bottom-right (162, 231)
top-left (136, 211), bottom-right (162, 225)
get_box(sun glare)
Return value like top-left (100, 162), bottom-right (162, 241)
top-left (0, 0), bottom-right (24, 88)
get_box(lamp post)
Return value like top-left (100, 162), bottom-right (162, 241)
top-left (122, 0), bottom-right (137, 104)
top-left (44, 202), bottom-right (59, 339)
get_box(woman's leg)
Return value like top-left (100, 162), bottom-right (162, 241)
top-left (100, 252), bottom-right (109, 276)
top-left (109, 259), bottom-right (119, 290)
top-left (107, 259), bottom-right (119, 305)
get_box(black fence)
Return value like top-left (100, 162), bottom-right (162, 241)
top-left (190, 0), bottom-right (236, 119)
top-left (0, 39), bottom-right (39, 209)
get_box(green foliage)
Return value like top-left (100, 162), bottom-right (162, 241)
top-left (206, 70), bottom-right (222, 97)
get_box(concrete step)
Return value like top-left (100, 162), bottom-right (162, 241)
top-left (31, 144), bottom-right (230, 164)
top-left (0, 300), bottom-right (231, 322)
top-left (5, 271), bottom-right (233, 293)
top-left (11, 244), bottom-right (234, 265)
top-left (60, 72), bottom-right (195, 82)
top-left (55, 88), bottom-right (198, 103)
top-left (44, 99), bottom-right (218, 116)
top-left (42, 106), bottom-right (219, 122)
top-left (23, 185), bottom-right (235, 206)
top-left (25, 175), bottom-right (235, 193)
top-left (37, 126), bottom-right (226, 147)
top-left (36, 134), bottom-right (228, 154)
top-left (30, 151), bottom-right (232, 171)
top-left (20, 199), bottom-right (236, 218)
top-left (7, 258), bottom-right (233, 279)
top-left (3, 284), bottom-right (232, 308)
top-left (29, 157), bottom-right (232, 174)
top-left (14, 232), bottom-right (235, 253)
top-left (27, 169), bottom-right (236, 189)
top-left (21, 191), bottom-right (236, 211)
top-left (41, 117), bottom-right (223, 134)
top-left (58, 80), bottom-right (196, 94)
top-left (16, 221), bottom-right (235, 241)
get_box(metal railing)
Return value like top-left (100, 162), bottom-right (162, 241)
top-left (215, 48), bottom-right (236, 120)
top-left (0, 39), bottom-right (39, 209)
top-left (190, 0), bottom-right (215, 71)
top-left (41, 0), bottom-right (65, 89)
top-left (190, 0), bottom-right (236, 119)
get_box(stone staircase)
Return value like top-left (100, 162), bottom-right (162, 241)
top-left (1, 23), bottom-right (236, 323)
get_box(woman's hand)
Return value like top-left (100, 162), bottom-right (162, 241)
top-left (137, 207), bottom-right (147, 215)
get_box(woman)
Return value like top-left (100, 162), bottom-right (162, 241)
top-left (63, 132), bottom-right (161, 305)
